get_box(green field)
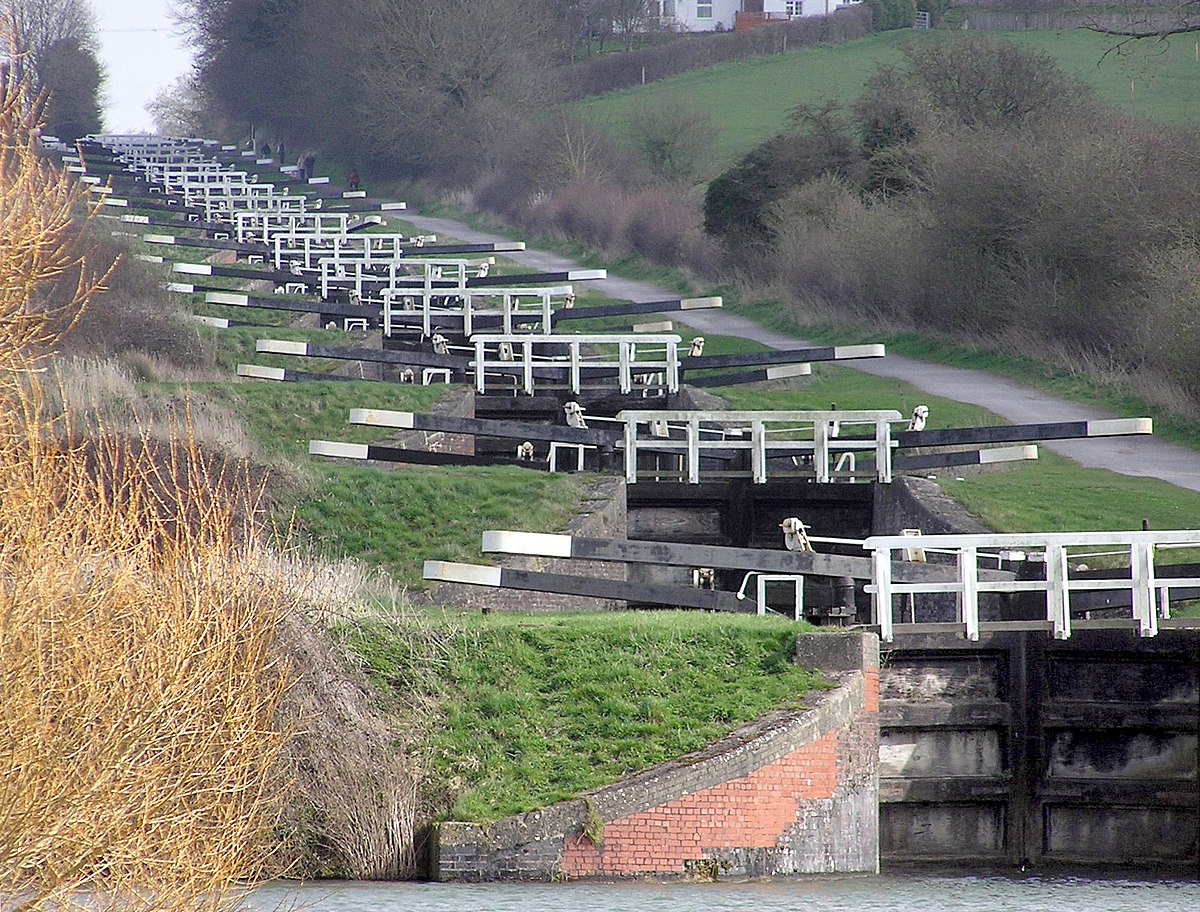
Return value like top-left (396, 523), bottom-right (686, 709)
top-left (568, 29), bottom-right (1200, 177)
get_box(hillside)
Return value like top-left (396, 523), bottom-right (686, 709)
top-left (568, 29), bottom-right (1200, 178)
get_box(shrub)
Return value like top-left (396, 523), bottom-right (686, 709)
top-left (0, 78), bottom-right (297, 911)
top-left (475, 115), bottom-right (639, 219)
top-left (897, 35), bottom-right (1090, 128)
top-left (623, 188), bottom-right (701, 265)
top-left (532, 178), bottom-right (632, 252)
top-left (704, 105), bottom-right (863, 247)
top-left (864, 0), bottom-right (916, 29)
top-left (59, 237), bottom-right (209, 370)
top-left (626, 101), bottom-right (713, 183)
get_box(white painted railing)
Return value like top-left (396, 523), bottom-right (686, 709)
top-left (472, 333), bottom-right (681, 396)
top-left (273, 232), bottom-right (430, 269)
top-left (235, 212), bottom-right (353, 244)
top-left (614, 409), bottom-right (901, 484)
top-left (383, 286), bottom-right (567, 338)
top-left (319, 258), bottom-right (474, 300)
top-left (863, 530), bottom-right (1200, 642)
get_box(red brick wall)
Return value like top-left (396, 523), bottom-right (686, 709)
top-left (561, 730), bottom-right (843, 876)
top-left (865, 666), bottom-right (880, 713)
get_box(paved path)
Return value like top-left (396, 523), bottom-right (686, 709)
top-left (405, 212), bottom-right (1200, 494)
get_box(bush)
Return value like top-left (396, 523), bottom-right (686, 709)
top-left (627, 101), bottom-right (713, 183)
top-left (0, 79), bottom-right (296, 911)
top-left (59, 237), bottom-right (209, 370)
top-left (864, 0), bottom-right (916, 29)
top-left (624, 188), bottom-right (701, 265)
top-left (897, 35), bottom-right (1090, 128)
top-left (530, 178), bottom-right (632, 251)
top-left (704, 106), bottom-right (863, 247)
top-left (475, 115), bottom-right (640, 219)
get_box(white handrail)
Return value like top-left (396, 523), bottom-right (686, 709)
top-left (863, 529), bottom-right (1200, 642)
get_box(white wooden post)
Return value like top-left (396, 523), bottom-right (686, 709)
top-left (877, 417), bottom-right (893, 483)
top-left (959, 546), bottom-right (980, 641)
top-left (624, 418), bottom-right (638, 484)
top-left (814, 418), bottom-right (830, 484)
top-left (686, 418), bottom-right (700, 484)
top-left (873, 546), bottom-right (894, 642)
top-left (569, 340), bottom-right (581, 394)
top-left (474, 338), bottom-right (486, 393)
top-left (1131, 541), bottom-right (1158, 638)
top-left (1045, 543), bottom-right (1071, 640)
top-left (522, 339), bottom-right (534, 395)
top-left (751, 419), bottom-right (767, 484)
top-left (666, 339), bottom-right (679, 392)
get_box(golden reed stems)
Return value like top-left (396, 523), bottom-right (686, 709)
top-left (0, 60), bottom-right (297, 912)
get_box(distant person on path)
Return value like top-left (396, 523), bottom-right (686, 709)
top-left (277, 141), bottom-right (286, 164)
top-left (260, 142), bottom-right (272, 158)
top-left (303, 152), bottom-right (316, 180)
top-left (347, 168), bottom-right (360, 191)
top-left (296, 152), bottom-right (307, 180)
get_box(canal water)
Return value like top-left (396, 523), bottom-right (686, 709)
top-left (249, 873), bottom-right (1200, 912)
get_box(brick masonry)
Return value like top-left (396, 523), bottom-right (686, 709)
top-left (434, 632), bottom-right (880, 881)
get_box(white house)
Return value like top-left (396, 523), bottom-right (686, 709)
top-left (650, 0), bottom-right (852, 31)
top-left (651, 0), bottom-right (742, 32)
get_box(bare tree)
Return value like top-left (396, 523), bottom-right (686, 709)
top-left (606, 0), bottom-right (650, 52)
top-left (2, 0), bottom-right (97, 80)
top-left (147, 73), bottom-right (230, 138)
top-left (356, 0), bottom-right (554, 178)
top-left (627, 100), bottom-right (713, 182)
top-left (38, 34), bottom-right (102, 139)
top-left (1083, 0), bottom-right (1200, 40)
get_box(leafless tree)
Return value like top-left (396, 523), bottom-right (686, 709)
top-left (2, 0), bottom-right (97, 80)
top-left (356, 0), bottom-right (553, 178)
top-left (606, 0), bottom-right (651, 52)
top-left (38, 35), bottom-right (102, 139)
top-left (148, 73), bottom-right (232, 139)
top-left (1083, 0), bottom-right (1200, 37)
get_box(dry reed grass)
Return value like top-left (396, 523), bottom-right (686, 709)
top-left (0, 64), bottom-right (300, 911)
top-left (48, 356), bottom-right (258, 461)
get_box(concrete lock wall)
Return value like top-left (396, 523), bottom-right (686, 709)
top-left (879, 630), bottom-right (1200, 871)
top-left (433, 632), bottom-right (880, 881)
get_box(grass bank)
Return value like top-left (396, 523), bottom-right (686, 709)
top-left (342, 610), bottom-right (823, 822)
top-left (177, 375), bottom-right (586, 588)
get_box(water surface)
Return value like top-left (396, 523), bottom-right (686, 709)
top-left (250, 873), bottom-right (1200, 912)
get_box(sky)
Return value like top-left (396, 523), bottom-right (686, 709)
top-left (91, 0), bottom-right (197, 133)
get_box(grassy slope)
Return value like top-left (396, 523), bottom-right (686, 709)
top-left (561, 28), bottom-right (1200, 530)
top-left (568, 28), bottom-right (1200, 177)
top-left (150, 305), bottom-right (829, 824)
top-left (345, 611), bottom-right (822, 822)
top-left (182, 372), bottom-right (586, 588)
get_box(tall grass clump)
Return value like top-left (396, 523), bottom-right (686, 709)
top-left (0, 67), bottom-right (300, 910)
